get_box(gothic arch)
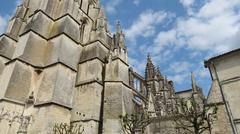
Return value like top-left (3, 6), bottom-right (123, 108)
top-left (80, 17), bottom-right (89, 43)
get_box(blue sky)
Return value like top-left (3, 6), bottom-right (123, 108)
top-left (0, 0), bottom-right (240, 95)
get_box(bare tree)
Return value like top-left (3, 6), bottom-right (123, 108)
top-left (119, 112), bottom-right (152, 134)
top-left (0, 107), bottom-right (10, 122)
top-left (173, 96), bottom-right (218, 134)
top-left (53, 123), bottom-right (84, 134)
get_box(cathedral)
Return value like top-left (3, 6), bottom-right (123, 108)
top-left (0, 0), bottom-right (239, 134)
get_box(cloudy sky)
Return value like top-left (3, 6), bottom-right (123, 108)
top-left (1, 0), bottom-right (240, 95)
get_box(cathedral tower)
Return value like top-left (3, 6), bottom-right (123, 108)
top-left (0, 0), bottom-right (134, 133)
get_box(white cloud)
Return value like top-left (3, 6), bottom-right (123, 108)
top-left (128, 57), bottom-right (146, 74)
top-left (197, 0), bottom-right (240, 18)
top-left (149, 0), bottom-right (240, 86)
top-left (104, 0), bottom-right (122, 14)
top-left (0, 16), bottom-right (7, 34)
top-left (169, 73), bottom-right (189, 85)
top-left (133, 0), bottom-right (140, 5)
top-left (153, 0), bottom-right (240, 57)
top-left (182, 4), bottom-right (239, 54)
top-left (152, 29), bottom-right (177, 54)
top-left (180, 0), bottom-right (194, 7)
top-left (125, 10), bottom-right (174, 43)
top-left (169, 61), bottom-right (193, 73)
top-left (179, 0), bottom-right (195, 15)
top-left (118, 0), bottom-right (240, 91)
top-left (167, 61), bottom-right (210, 85)
top-left (16, 0), bottom-right (22, 5)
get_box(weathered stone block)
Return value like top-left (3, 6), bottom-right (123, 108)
top-left (81, 0), bottom-right (89, 14)
top-left (210, 104), bottom-right (232, 134)
top-left (23, 11), bottom-right (53, 38)
top-left (88, 4), bottom-right (99, 20)
top-left (36, 64), bottom-right (76, 108)
top-left (105, 59), bottom-right (129, 85)
top-left (25, 0), bottom-right (42, 17)
top-left (13, 31), bottom-right (47, 66)
top-left (39, 0), bottom-right (59, 18)
top-left (103, 83), bottom-right (134, 133)
top-left (0, 35), bottom-right (16, 59)
top-left (50, 15), bottom-right (80, 43)
top-left (222, 82), bottom-right (240, 119)
top-left (57, 0), bottom-right (82, 20)
top-left (14, 4), bottom-right (27, 19)
top-left (237, 124), bottom-right (240, 134)
top-left (207, 80), bottom-right (223, 104)
top-left (45, 35), bottom-right (82, 70)
top-left (6, 18), bottom-right (23, 39)
top-left (72, 1), bottom-right (80, 19)
top-left (104, 83), bottom-right (133, 118)
top-left (77, 59), bottom-right (103, 85)
top-left (57, 0), bottom-right (75, 18)
top-left (0, 61), bottom-right (32, 102)
top-left (71, 82), bottom-right (103, 121)
top-left (0, 101), bottom-right (24, 134)
top-left (215, 53), bottom-right (240, 81)
top-left (0, 56), bottom-right (8, 77)
top-left (80, 17), bottom-right (92, 44)
top-left (103, 119), bottom-right (123, 134)
top-left (79, 41), bottom-right (108, 63)
top-left (80, 120), bottom-right (99, 134)
top-left (28, 104), bottom-right (71, 134)
top-left (112, 49), bottom-right (128, 64)
top-left (149, 120), bottom-right (176, 134)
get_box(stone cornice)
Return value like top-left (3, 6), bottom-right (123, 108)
top-left (5, 58), bottom-right (77, 72)
top-left (76, 80), bottom-right (103, 87)
top-left (111, 57), bottom-right (129, 67)
top-left (84, 40), bottom-right (110, 50)
top-left (0, 98), bottom-right (25, 106)
top-left (34, 101), bottom-right (73, 110)
top-left (0, 33), bottom-right (18, 42)
top-left (20, 28), bottom-right (83, 47)
top-left (78, 57), bottom-right (106, 65)
top-left (104, 81), bottom-right (147, 102)
top-left (220, 76), bottom-right (240, 85)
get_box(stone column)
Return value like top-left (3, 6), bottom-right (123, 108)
top-left (103, 54), bottom-right (134, 134)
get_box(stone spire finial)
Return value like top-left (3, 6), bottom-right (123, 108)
top-left (191, 72), bottom-right (198, 93)
top-left (147, 53), bottom-right (151, 62)
top-left (116, 20), bottom-right (122, 34)
top-left (89, 0), bottom-right (100, 7)
top-left (113, 21), bottom-right (126, 50)
top-left (98, 7), bottom-right (106, 19)
top-left (156, 66), bottom-right (163, 80)
top-left (145, 54), bottom-right (155, 80)
top-left (164, 75), bottom-right (168, 85)
top-left (94, 6), bottom-right (109, 35)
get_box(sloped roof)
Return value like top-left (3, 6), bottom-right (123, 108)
top-left (205, 48), bottom-right (240, 67)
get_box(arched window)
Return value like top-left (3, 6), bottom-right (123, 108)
top-left (80, 18), bottom-right (88, 43)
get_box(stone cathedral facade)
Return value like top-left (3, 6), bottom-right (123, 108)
top-left (0, 0), bottom-right (239, 134)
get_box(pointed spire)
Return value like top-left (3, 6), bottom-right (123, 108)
top-left (98, 7), bottom-right (106, 19)
top-left (146, 53), bottom-right (154, 68)
top-left (94, 6), bottom-right (109, 33)
top-left (168, 81), bottom-right (175, 96)
top-left (116, 20), bottom-right (122, 34)
top-left (164, 75), bottom-right (168, 85)
top-left (191, 72), bottom-right (198, 93)
top-left (147, 53), bottom-right (151, 62)
top-left (89, 0), bottom-right (100, 7)
top-left (113, 21), bottom-right (126, 50)
top-left (145, 54), bottom-right (155, 80)
top-left (156, 66), bottom-right (163, 80)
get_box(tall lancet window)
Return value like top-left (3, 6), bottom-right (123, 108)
top-left (80, 18), bottom-right (88, 43)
